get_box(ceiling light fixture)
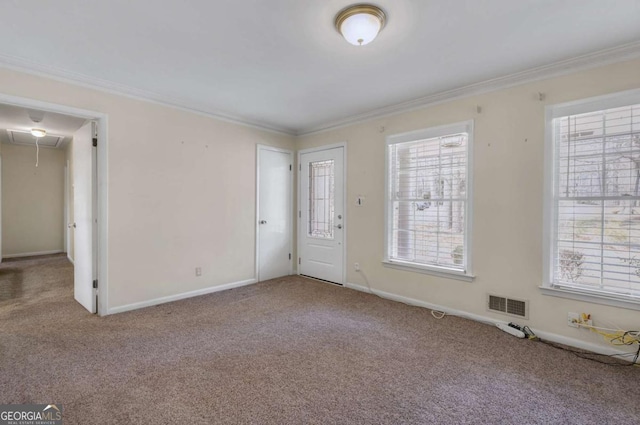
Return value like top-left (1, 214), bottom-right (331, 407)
top-left (335, 4), bottom-right (386, 46)
top-left (31, 128), bottom-right (46, 138)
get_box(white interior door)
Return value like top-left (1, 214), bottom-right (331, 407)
top-left (72, 121), bottom-right (96, 313)
top-left (257, 146), bottom-right (292, 281)
top-left (298, 146), bottom-right (345, 284)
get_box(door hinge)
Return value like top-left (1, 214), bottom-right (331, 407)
top-left (93, 279), bottom-right (98, 289)
top-left (289, 253), bottom-right (291, 260)
top-left (298, 257), bottom-right (301, 265)
top-left (92, 137), bottom-right (98, 147)
top-left (299, 164), bottom-right (301, 171)
top-left (289, 164), bottom-right (292, 171)
top-left (299, 211), bottom-right (301, 218)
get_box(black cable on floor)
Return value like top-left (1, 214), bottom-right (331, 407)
top-left (538, 338), bottom-right (640, 367)
top-left (522, 326), bottom-right (639, 367)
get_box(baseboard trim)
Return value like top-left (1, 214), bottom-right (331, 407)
top-left (107, 278), bottom-right (257, 315)
top-left (345, 282), bottom-right (636, 361)
top-left (2, 250), bottom-right (63, 259)
top-left (67, 254), bottom-right (74, 265)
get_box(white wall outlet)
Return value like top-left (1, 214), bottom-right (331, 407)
top-left (568, 312), bottom-right (580, 328)
top-left (195, 267), bottom-right (202, 277)
top-left (354, 262), bottom-right (360, 271)
top-left (579, 313), bottom-right (593, 327)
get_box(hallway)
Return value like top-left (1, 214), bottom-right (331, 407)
top-left (0, 253), bottom-right (73, 308)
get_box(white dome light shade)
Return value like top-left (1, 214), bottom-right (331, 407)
top-left (340, 13), bottom-right (381, 46)
top-left (31, 128), bottom-right (46, 138)
top-left (335, 5), bottom-right (386, 46)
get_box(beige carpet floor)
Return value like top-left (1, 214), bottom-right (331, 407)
top-left (1, 254), bottom-right (640, 424)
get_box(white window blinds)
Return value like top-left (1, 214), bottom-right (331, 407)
top-left (386, 122), bottom-right (472, 274)
top-left (552, 102), bottom-right (640, 298)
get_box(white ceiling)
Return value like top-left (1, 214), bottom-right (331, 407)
top-left (0, 103), bottom-right (86, 147)
top-left (0, 0), bottom-right (638, 135)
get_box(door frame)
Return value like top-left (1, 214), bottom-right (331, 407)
top-left (0, 154), bottom-right (2, 264)
top-left (0, 92), bottom-right (109, 315)
top-left (64, 161), bottom-right (69, 255)
top-left (255, 144), bottom-right (294, 281)
top-left (297, 142), bottom-right (347, 285)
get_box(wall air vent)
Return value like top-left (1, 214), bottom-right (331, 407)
top-left (487, 294), bottom-right (528, 319)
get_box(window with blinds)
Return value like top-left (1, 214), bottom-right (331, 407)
top-left (385, 121), bottom-right (473, 277)
top-left (551, 100), bottom-right (640, 300)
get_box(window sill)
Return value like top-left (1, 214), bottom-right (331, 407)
top-left (539, 285), bottom-right (640, 311)
top-left (382, 260), bottom-right (475, 282)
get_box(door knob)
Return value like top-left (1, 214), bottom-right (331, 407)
top-left (260, 220), bottom-right (267, 225)
top-left (335, 224), bottom-right (342, 229)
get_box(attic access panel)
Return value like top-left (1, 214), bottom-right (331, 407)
top-left (7, 129), bottom-right (65, 148)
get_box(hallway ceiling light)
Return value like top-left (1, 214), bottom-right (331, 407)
top-left (31, 128), bottom-right (46, 138)
top-left (335, 4), bottom-right (386, 46)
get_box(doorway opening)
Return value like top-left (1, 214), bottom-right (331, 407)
top-left (0, 94), bottom-right (107, 315)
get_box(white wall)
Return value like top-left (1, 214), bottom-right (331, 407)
top-left (1, 56), bottom-right (638, 354)
top-left (1, 143), bottom-right (65, 257)
top-left (0, 67), bottom-right (295, 310)
top-left (296, 58), bottom-right (640, 353)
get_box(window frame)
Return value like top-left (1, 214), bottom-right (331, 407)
top-left (542, 88), bottom-right (640, 310)
top-left (383, 120), bottom-right (474, 282)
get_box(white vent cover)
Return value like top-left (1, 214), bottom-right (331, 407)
top-left (6, 129), bottom-right (65, 148)
top-left (487, 294), bottom-right (528, 319)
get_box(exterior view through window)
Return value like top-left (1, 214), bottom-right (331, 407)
top-left (551, 102), bottom-right (640, 299)
top-left (386, 121), bottom-right (472, 275)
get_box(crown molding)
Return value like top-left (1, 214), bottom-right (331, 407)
top-left (0, 53), bottom-right (297, 136)
top-left (297, 41), bottom-right (640, 136)
top-left (1, 41), bottom-right (639, 139)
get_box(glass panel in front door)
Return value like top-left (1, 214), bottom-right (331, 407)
top-left (308, 160), bottom-right (335, 239)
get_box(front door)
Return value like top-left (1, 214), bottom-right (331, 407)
top-left (298, 146), bottom-right (345, 284)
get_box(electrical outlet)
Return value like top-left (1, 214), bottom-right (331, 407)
top-left (354, 262), bottom-right (360, 271)
top-left (579, 312), bottom-right (593, 327)
top-left (195, 267), bottom-right (202, 277)
top-left (568, 312), bottom-right (592, 328)
top-left (568, 312), bottom-right (580, 328)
